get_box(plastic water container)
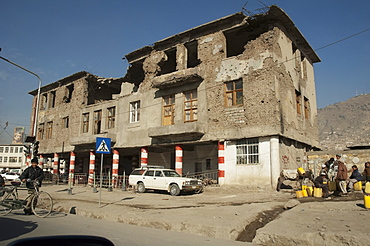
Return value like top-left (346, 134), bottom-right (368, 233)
top-left (306, 186), bottom-right (313, 196)
top-left (354, 181), bottom-right (362, 191)
top-left (328, 181), bottom-right (337, 191)
top-left (364, 195), bottom-right (370, 209)
top-left (365, 182), bottom-right (370, 194)
top-left (296, 190), bottom-right (303, 198)
top-left (301, 189), bottom-right (308, 197)
top-left (297, 167), bottom-right (305, 176)
top-left (314, 188), bottom-right (322, 198)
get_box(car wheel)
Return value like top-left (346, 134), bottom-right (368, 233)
top-left (137, 182), bottom-right (146, 193)
top-left (169, 184), bottom-right (180, 196)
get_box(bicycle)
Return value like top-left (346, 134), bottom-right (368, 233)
top-left (0, 180), bottom-right (53, 218)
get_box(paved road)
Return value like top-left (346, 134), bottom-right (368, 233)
top-left (0, 211), bottom-right (252, 246)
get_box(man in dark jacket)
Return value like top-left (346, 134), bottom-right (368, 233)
top-left (348, 165), bottom-right (363, 191)
top-left (20, 157), bottom-right (44, 215)
top-left (314, 172), bottom-right (329, 198)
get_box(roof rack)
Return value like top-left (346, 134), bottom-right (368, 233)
top-left (141, 165), bottom-right (165, 169)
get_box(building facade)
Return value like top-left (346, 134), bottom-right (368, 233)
top-left (0, 144), bottom-right (26, 171)
top-left (28, 5), bottom-right (320, 188)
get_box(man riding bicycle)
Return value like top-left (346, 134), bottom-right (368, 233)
top-left (20, 157), bottom-right (44, 215)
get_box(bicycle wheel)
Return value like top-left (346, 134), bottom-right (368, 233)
top-left (31, 191), bottom-right (53, 218)
top-left (0, 193), bottom-right (15, 216)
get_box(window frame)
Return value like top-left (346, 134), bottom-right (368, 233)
top-left (107, 107), bottom-right (116, 129)
top-left (129, 101), bottom-right (140, 123)
top-left (93, 110), bottom-right (102, 134)
top-left (82, 113), bottom-right (90, 133)
top-left (162, 95), bottom-right (175, 126)
top-left (236, 138), bottom-right (259, 165)
top-left (184, 89), bottom-right (198, 122)
top-left (46, 121), bottom-right (53, 139)
top-left (224, 79), bottom-right (243, 107)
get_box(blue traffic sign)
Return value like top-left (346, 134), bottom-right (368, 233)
top-left (96, 137), bottom-right (111, 154)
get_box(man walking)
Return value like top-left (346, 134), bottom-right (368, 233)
top-left (20, 157), bottom-right (44, 215)
top-left (336, 161), bottom-right (348, 196)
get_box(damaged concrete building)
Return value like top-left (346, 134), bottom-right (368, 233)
top-left (28, 5), bottom-right (320, 188)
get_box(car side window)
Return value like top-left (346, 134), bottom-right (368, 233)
top-left (145, 170), bottom-right (154, 176)
top-left (155, 171), bottom-right (163, 177)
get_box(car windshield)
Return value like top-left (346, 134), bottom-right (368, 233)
top-left (163, 170), bottom-right (181, 177)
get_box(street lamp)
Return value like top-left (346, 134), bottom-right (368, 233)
top-left (0, 48), bottom-right (42, 138)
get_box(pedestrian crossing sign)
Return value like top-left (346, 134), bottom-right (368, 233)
top-left (96, 137), bottom-right (111, 154)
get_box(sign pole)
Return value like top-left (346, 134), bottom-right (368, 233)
top-left (99, 153), bottom-right (103, 207)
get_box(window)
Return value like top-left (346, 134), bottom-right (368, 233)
top-left (163, 95), bottom-right (175, 126)
top-left (46, 121), bottom-right (53, 139)
top-left (18, 157), bottom-right (22, 163)
top-left (0, 147), bottom-right (3, 153)
top-left (107, 107), bottom-right (115, 129)
top-left (304, 97), bottom-right (310, 119)
top-left (184, 90), bottom-right (198, 122)
top-left (49, 91), bottom-right (56, 108)
top-left (4, 157), bottom-right (7, 163)
top-left (19, 147), bottom-right (23, 153)
top-left (296, 90), bottom-right (301, 114)
top-left (41, 93), bottom-right (48, 110)
top-left (94, 110), bottom-right (102, 134)
top-left (10, 147), bottom-right (14, 153)
top-left (5, 147), bottom-right (9, 153)
top-left (185, 40), bottom-right (199, 68)
top-left (130, 101), bottom-right (140, 123)
top-left (63, 84), bottom-right (74, 103)
top-left (9, 157), bottom-right (17, 163)
top-left (82, 113), bottom-right (89, 133)
top-left (0, 157), bottom-right (2, 162)
top-left (236, 138), bottom-right (259, 164)
top-left (62, 117), bottom-right (69, 128)
top-left (225, 79), bottom-right (243, 107)
top-left (158, 48), bottom-right (177, 75)
top-left (38, 123), bottom-right (45, 140)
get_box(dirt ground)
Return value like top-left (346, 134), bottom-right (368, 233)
top-left (36, 184), bottom-right (370, 245)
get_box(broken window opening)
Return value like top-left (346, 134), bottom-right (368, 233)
top-left (224, 79), bottom-right (243, 107)
top-left (224, 24), bottom-right (267, 58)
top-left (93, 110), bottom-right (102, 134)
top-left (49, 91), bottom-right (56, 108)
top-left (46, 121), bottom-right (53, 139)
top-left (158, 48), bottom-right (177, 76)
top-left (185, 40), bottom-right (200, 68)
top-left (162, 94), bottom-right (175, 126)
top-left (62, 116), bottom-right (69, 129)
top-left (38, 123), bottom-right (45, 140)
top-left (295, 90), bottom-right (301, 115)
top-left (107, 107), bottom-right (115, 129)
top-left (82, 113), bottom-right (89, 133)
top-left (304, 97), bottom-right (309, 119)
top-left (41, 94), bottom-right (48, 110)
top-left (64, 84), bottom-right (74, 103)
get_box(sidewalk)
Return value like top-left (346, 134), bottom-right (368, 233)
top-left (41, 184), bottom-right (370, 245)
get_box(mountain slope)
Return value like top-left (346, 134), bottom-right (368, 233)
top-left (318, 94), bottom-right (370, 150)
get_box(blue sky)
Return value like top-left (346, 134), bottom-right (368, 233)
top-left (0, 0), bottom-right (369, 144)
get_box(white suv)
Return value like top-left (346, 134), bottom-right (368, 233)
top-left (128, 166), bottom-right (203, 196)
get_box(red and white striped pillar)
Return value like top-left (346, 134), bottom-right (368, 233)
top-left (38, 155), bottom-right (44, 170)
top-left (112, 149), bottom-right (119, 187)
top-left (175, 145), bottom-right (183, 175)
top-left (140, 147), bottom-right (148, 168)
top-left (53, 153), bottom-right (59, 175)
top-left (26, 155), bottom-right (31, 167)
top-left (218, 141), bottom-right (225, 185)
top-left (88, 151), bottom-right (95, 186)
top-left (69, 152), bottom-right (75, 185)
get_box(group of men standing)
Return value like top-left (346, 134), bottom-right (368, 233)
top-left (314, 154), bottom-right (370, 198)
